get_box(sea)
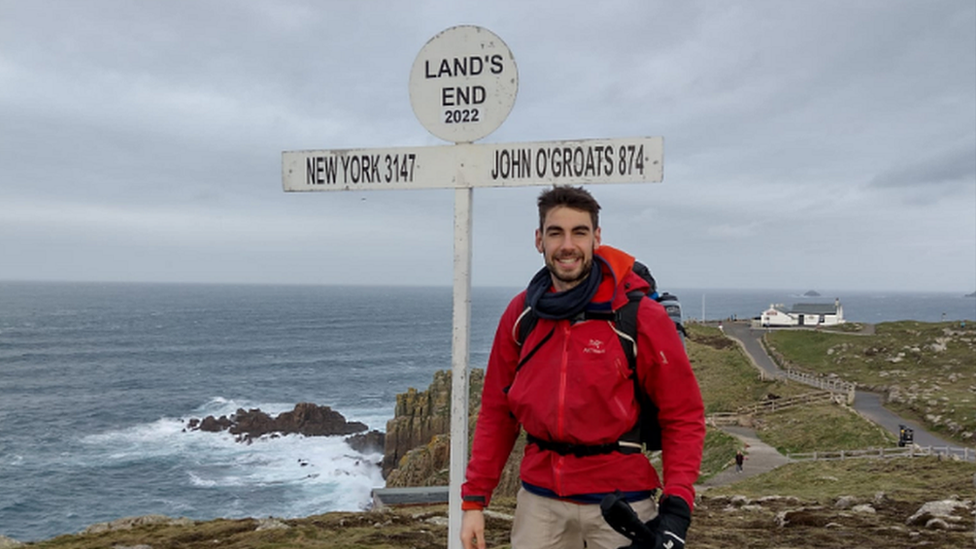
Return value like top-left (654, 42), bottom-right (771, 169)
top-left (1, 281), bottom-right (973, 542)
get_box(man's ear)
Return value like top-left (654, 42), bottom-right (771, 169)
top-left (594, 226), bottom-right (602, 248)
top-left (535, 229), bottom-right (544, 254)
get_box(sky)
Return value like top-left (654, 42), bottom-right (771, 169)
top-left (1, 1), bottom-right (974, 292)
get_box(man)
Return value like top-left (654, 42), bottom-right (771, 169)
top-left (460, 186), bottom-right (705, 549)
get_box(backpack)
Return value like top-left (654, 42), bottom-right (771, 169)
top-left (514, 261), bottom-right (685, 453)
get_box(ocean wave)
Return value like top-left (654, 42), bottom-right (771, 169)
top-left (75, 405), bottom-right (385, 520)
top-left (186, 471), bottom-right (218, 487)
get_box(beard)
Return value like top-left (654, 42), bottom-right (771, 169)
top-left (545, 252), bottom-right (593, 289)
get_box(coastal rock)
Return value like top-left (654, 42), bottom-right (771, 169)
top-left (382, 370), bottom-right (455, 477)
top-left (255, 518), bottom-right (291, 531)
top-left (0, 535), bottom-right (25, 548)
top-left (345, 429), bottom-right (386, 454)
top-left (775, 507), bottom-right (829, 528)
top-left (82, 515), bottom-right (194, 534)
top-left (905, 499), bottom-right (972, 529)
top-left (385, 434), bottom-right (452, 487)
top-left (382, 368), bottom-right (524, 499)
top-left (187, 403), bottom-right (367, 442)
top-left (834, 495), bottom-right (857, 509)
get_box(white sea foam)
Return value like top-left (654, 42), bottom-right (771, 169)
top-left (187, 471), bottom-right (217, 487)
top-left (79, 399), bottom-right (387, 519)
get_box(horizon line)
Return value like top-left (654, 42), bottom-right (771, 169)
top-left (1, 278), bottom-right (974, 296)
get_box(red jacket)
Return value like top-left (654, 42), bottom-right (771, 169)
top-left (461, 246), bottom-right (705, 510)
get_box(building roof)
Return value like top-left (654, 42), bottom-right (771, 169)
top-left (791, 303), bottom-right (839, 315)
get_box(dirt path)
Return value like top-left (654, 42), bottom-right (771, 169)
top-left (697, 426), bottom-right (791, 489)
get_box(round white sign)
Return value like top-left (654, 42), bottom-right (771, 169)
top-left (409, 26), bottom-right (518, 143)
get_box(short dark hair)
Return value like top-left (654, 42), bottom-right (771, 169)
top-left (537, 185), bottom-right (601, 231)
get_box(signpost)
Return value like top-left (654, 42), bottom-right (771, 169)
top-left (282, 25), bottom-right (664, 549)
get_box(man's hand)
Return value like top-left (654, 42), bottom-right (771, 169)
top-left (460, 509), bottom-right (486, 549)
top-left (643, 496), bottom-right (691, 549)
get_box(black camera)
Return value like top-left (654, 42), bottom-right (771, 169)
top-left (600, 490), bottom-right (654, 544)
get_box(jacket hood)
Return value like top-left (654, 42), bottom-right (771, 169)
top-left (594, 245), bottom-right (649, 308)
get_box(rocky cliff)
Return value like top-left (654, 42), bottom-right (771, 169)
top-left (383, 368), bottom-right (523, 499)
top-left (382, 369), bottom-right (455, 477)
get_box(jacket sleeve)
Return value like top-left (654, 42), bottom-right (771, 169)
top-left (637, 299), bottom-right (705, 511)
top-left (460, 293), bottom-right (526, 508)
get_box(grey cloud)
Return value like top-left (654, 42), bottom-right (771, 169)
top-left (0, 0), bottom-right (973, 291)
top-left (869, 144), bottom-right (976, 191)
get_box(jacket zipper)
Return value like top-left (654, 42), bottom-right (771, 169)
top-left (554, 321), bottom-right (571, 495)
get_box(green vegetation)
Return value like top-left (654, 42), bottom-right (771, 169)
top-left (698, 427), bottom-right (741, 480)
top-left (646, 426), bottom-right (740, 485)
top-left (766, 321), bottom-right (976, 444)
top-left (685, 324), bottom-right (809, 414)
top-left (29, 512), bottom-right (452, 549)
top-left (26, 458), bottom-right (975, 549)
top-left (708, 456), bottom-right (975, 501)
top-left (756, 402), bottom-right (896, 455)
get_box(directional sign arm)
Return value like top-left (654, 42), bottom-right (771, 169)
top-left (282, 145), bottom-right (459, 192)
top-left (282, 137), bottom-right (663, 192)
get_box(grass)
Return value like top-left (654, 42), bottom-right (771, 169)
top-left (707, 456), bottom-right (976, 501)
top-left (698, 427), bottom-right (741, 480)
top-left (27, 458), bottom-right (976, 549)
top-left (29, 512), bottom-right (452, 549)
top-left (755, 402), bottom-right (897, 455)
top-left (685, 324), bottom-right (810, 414)
top-left (766, 321), bottom-right (976, 444)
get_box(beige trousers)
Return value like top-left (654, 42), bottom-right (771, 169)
top-left (510, 488), bottom-right (658, 549)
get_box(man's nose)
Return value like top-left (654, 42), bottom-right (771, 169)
top-left (556, 234), bottom-right (575, 252)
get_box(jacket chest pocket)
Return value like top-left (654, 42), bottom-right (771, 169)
top-left (570, 328), bottom-right (632, 402)
top-left (508, 323), bottom-right (631, 412)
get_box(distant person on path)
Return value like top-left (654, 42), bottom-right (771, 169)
top-left (735, 450), bottom-right (744, 473)
top-left (460, 186), bottom-right (705, 549)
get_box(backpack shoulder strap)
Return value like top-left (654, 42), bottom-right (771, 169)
top-left (513, 306), bottom-right (537, 346)
top-left (513, 306), bottom-right (556, 373)
top-left (609, 290), bottom-right (645, 370)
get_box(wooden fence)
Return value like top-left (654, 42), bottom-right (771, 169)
top-left (758, 336), bottom-right (857, 404)
top-left (706, 412), bottom-right (739, 426)
top-left (776, 369), bottom-right (856, 404)
top-left (734, 390), bottom-right (834, 416)
top-left (788, 445), bottom-right (975, 463)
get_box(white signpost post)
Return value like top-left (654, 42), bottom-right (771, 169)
top-left (282, 25), bottom-right (664, 549)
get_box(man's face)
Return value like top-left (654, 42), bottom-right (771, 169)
top-left (535, 206), bottom-right (601, 292)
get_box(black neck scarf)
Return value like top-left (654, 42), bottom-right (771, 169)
top-left (524, 257), bottom-right (604, 320)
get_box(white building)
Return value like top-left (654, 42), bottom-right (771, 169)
top-left (760, 299), bottom-right (844, 327)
